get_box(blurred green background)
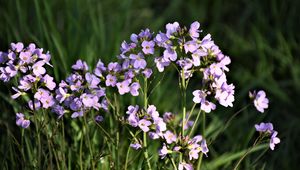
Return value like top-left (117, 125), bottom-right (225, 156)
top-left (0, 0), bottom-right (299, 169)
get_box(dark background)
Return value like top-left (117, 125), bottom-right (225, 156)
top-left (0, 0), bottom-right (299, 169)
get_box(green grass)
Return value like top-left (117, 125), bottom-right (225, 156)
top-left (0, 0), bottom-right (299, 169)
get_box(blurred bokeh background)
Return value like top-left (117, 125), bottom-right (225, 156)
top-left (0, 0), bottom-right (299, 169)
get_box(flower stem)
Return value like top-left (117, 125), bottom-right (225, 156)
top-left (83, 116), bottom-right (95, 170)
top-left (125, 144), bottom-right (131, 170)
top-left (188, 109), bottom-right (202, 137)
top-left (233, 135), bottom-right (262, 170)
top-left (143, 77), bottom-right (152, 170)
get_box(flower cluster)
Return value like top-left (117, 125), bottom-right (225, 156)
top-left (0, 42), bottom-right (56, 119)
top-left (104, 29), bottom-right (156, 96)
top-left (53, 60), bottom-right (108, 118)
top-left (255, 122), bottom-right (280, 150)
top-left (126, 104), bottom-right (208, 166)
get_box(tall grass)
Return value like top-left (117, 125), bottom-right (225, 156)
top-left (0, 0), bottom-right (299, 169)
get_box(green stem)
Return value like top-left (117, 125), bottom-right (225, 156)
top-left (188, 109), bottom-right (202, 137)
top-left (197, 111), bottom-right (206, 170)
top-left (79, 135), bottom-right (83, 170)
top-left (143, 77), bottom-right (152, 170)
top-left (196, 153), bottom-right (203, 170)
top-left (168, 155), bottom-right (178, 170)
top-left (233, 135), bottom-right (262, 170)
top-left (34, 112), bottom-right (41, 169)
top-left (83, 116), bottom-right (95, 170)
top-left (125, 144), bottom-right (131, 170)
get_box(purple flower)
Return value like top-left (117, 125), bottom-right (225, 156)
top-left (158, 144), bottom-right (169, 159)
top-left (142, 68), bottom-right (153, 78)
top-left (154, 57), bottom-right (170, 72)
top-left (270, 131), bottom-right (280, 150)
top-left (138, 119), bottom-right (152, 132)
top-left (179, 162), bottom-right (193, 170)
top-left (52, 105), bottom-right (65, 118)
top-left (142, 40), bottom-right (155, 54)
top-left (105, 74), bottom-right (117, 87)
top-left (95, 115), bottom-right (104, 123)
top-left (166, 22), bottom-right (180, 38)
top-left (71, 110), bottom-right (84, 118)
top-left (94, 59), bottom-right (106, 77)
top-left (215, 83), bottom-right (235, 107)
top-left (56, 87), bottom-right (69, 103)
top-left (32, 61), bottom-right (46, 76)
top-left (163, 112), bottom-right (174, 123)
top-left (81, 93), bottom-right (100, 110)
top-left (130, 143), bottom-right (142, 150)
top-left (253, 90), bottom-right (269, 113)
top-left (19, 51), bottom-right (32, 63)
top-left (126, 105), bottom-right (139, 115)
top-left (11, 87), bottom-right (24, 99)
top-left (128, 113), bottom-right (139, 127)
top-left (129, 53), bottom-right (147, 69)
top-left (11, 42), bottom-right (24, 52)
top-left (130, 33), bottom-right (138, 43)
top-left (42, 74), bottom-right (56, 90)
top-left (163, 130), bottom-right (177, 144)
top-left (192, 90), bottom-right (207, 104)
top-left (72, 60), bottom-right (88, 71)
top-left (163, 48), bottom-right (177, 61)
top-left (184, 40), bottom-right (199, 53)
top-left (138, 28), bottom-right (152, 39)
top-left (200, 100), bottom-right (216, 113)
top-left (40, 94), bottom-right (55, 109)
top-left (189, 148), bottom-right (200, 160)
top-left (189, 21), bottom-right (201, 39)
top-left (130, 82), bottom-right (140, 96)
top-left (16, 113), bottom-right (30, 128)
top-left (255, 122), bottom-right (274, 133)
top-left (116, 80), bottom-right (130, 95)
top-left (108, 62), bottom-right (121, 72)
top-left (147, 105), bottom-right (159, 120)
top-left (85, 72), bottom-right (100, 88)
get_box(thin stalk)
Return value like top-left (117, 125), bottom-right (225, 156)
top-left (61, 117), bottom-right (66, 169)
top-left (168, 155), bottom-right (178, 170)
top-left (83, 116), bottom-right (95, 170)
top-left (143, 77), bottom-right (152, 170)
top-left (196, 111), bottom-right (206, 170)
top-left (233, 135), bottom-right (262, 170)
top-left (188, 109), bottom-right (202, 137)
top-left (183, 103), bottom-right (196, 128)
top-left (209, 104), bottom-right (251, 145)
top-left (196, 153), bottom-right (203, 170)
top-left (34, 112), bottom-right (42, 169)
top-left (79, 135), bottom-right (83, 170)
top-left (124, 144), bottom-right (131, 170)
top-left (179, 71), bottom-right (187, 164)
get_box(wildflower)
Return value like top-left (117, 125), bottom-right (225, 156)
top-left (130, 143), bottom-right (142, 150)
top-left (179, 162), bottom-right (193, 170)
top-left (129, 53), bottom-right (147, 69)
top-left (189, 21), bottom-right (201, 39)
top-left (270, 131), bottom-right (280, 150)
top-left (159, 144), bottom-right (169, 159)
top-left (141, 40), bottom-right (155, 54)
top-left (95, 115), bottom-right (104, 123)
top-left (116, 80), bottom-right (130, 95)
top-left (105, 74), bottom-right (117, 87)
top-left (71, 59), bottom-right (88, 71)
top-left (130, 82), bottom-right (140, 96)
top-left (255, 122), bottom-right (273, 133)
top-left (16, 113), bottom-right (30, 128)
top-left (42, 74), bottom-right (56, 90)
top-left (164, 130), bottom-right (177, 144)
top-left (163, 48), bottom-right (177, 61)
top-left (252, 90), bottom-right (269, 113)
top-left (138, 119), bottom-right (152, 132)
top-left (166, 22), bottom-right (180, 38)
